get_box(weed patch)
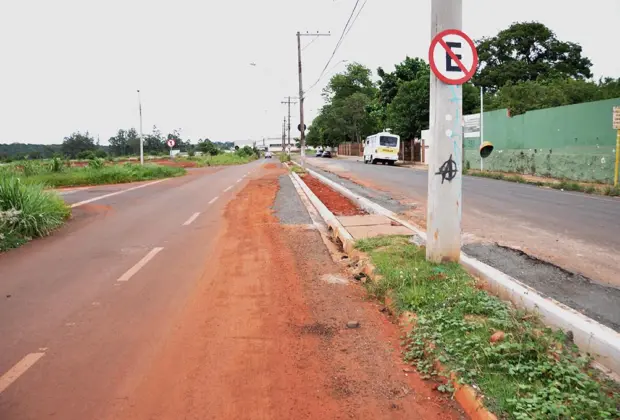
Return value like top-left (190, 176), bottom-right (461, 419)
top-left (356, 236), bottom-right (620, 419)
top-left (0, 177), bottom-right (70, 251)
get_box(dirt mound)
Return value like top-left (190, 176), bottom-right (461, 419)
top-left (301, 174), bottom-right (366, 216)
top-left (262, 163), bottom-right (278, 169)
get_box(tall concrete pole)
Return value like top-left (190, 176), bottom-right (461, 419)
top-left (297, 32), bottom-right (305, 166)
top-left (426, 0), bottom-right (463, 263)
top-left (480, 86), bottom-right (484, 171)
top-left (137, 90), bottom-right (144, 165)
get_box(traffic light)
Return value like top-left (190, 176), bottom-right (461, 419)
top-left (480, 141), bottom-right (494, 158)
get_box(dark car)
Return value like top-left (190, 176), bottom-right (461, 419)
top-left (321, 151), bottom-right (332, 158)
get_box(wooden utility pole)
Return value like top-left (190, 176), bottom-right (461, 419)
top-left (426, 0), bottom-right (463, 263)
top-left (281, 96), bottom-right (298, 155)
top-left (297, 31), bottom-right (330, 166)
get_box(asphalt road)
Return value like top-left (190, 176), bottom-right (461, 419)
top-left (306, 157), bottom-right (620, 288)
top-left (0, 161), bottom-right (262, 419)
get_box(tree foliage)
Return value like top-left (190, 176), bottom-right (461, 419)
top-left (475, 22), bottom-right (593, 92)
top-left (61, 132), bottom-right (97, 158)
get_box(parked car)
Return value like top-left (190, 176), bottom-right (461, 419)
top-left (321, 151), bottom-right (332, 158)
top-left (315, 150), bottom-right (323, 157)
top-left (264, 151), bottom-right (273, 159)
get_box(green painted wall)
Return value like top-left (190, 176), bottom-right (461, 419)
top-left (463, 98), bottom-right (620, 183)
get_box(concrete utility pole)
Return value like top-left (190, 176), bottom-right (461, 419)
top-left (480, 86), bottom-right (484, 171)
top-left (426, 0), bottom-right (463, 263)
top-left (137, 90), bottom-right (144, 165)
top-left (297, 31), bottom-right (330, 166)
top-left (282, 117), bottom-right (287, 152)
top-left (281, 96), bottom-right (298, 155)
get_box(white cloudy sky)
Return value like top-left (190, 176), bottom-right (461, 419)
top-left (0, 0), bottom-right (618, 145)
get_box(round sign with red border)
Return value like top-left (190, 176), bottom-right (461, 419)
top-left (429, 29), bottom-right (478, 85)
top-left (166, 139), bottom-right (176, 148)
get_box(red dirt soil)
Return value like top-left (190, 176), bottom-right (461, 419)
top-left (111, 168), bottom-right (462, 420)
top-left (301, 174), bottom-right (366, 216)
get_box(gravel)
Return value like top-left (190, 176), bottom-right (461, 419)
top-left (273, 174), bottom-right (312, 225)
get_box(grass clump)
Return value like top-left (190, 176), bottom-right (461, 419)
top-left (279, 153), bottom-right (291, 163)
top-left (22, 164), bottom-right (185, 188)
top-left (0, 177), bottom-right (70, 251)
top-left (355, 236), bottom-right (620, 419)
top-left (290, 165), bottom-right (306, 174)
top-left (183, 153), bottom-right (257, 167)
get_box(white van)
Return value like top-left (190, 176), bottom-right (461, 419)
top-left (363, 132), bottom-right (400, 165)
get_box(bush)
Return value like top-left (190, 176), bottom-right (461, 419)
top-left (88, 158), bottom-right (105, 169)
top-left (77, 150), bottom-right (96, 160)
top-left (49, 157), bottom-right (63, 173)
top-left (0, 177), bottom-right (70, 251)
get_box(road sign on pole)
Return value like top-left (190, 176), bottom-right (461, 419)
top-left (166, 139), bottom-right (176, 148)
top-left (426, 0), bottom-right (466, 264)
top-left (429, 29), bottom-right (477, 85)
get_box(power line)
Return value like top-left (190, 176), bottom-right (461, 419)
top-left (313, 0), bottom-right (361, 86)
top-left (307, 0), bottom-right (368, 94)
top-left (302, 35), bottom-right (320, 51)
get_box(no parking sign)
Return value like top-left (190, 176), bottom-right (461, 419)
top-left (429, 29), bottom-right (478, 85)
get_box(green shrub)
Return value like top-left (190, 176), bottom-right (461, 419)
top-left (0, 177), bottom-right (70, 251)
top-left (88, 158), bottom-right (105, 169)
top-left (49, 157), bottom-right (63, 173)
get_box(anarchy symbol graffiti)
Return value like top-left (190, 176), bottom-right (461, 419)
top-left (435, 154), bottom-right (458, 184)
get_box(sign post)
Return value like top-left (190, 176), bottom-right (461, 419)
top-left (613, 107), bottom-right (620, 187)
top-left (426, 0), bottom-right (476, 263)
top-left (167, 139), bottom-right (176, 158)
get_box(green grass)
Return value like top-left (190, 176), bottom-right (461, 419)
top-left (279, 153), bottom-right (291, 163)
top-left (0, 177), bottom-right (70, 251)
top-left (290, 165), bottom-right (306, 174)
top-left (21, 164), bottom-right (185, 188)
top-left (356, 236), bottom-right (620, 419)
top-left (180, 153), bottom-right (257, 166)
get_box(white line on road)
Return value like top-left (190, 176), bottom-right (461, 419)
top-left (117, 247), bottom-right (164, 282)
top-left (236, 178), bottom-right (243, 183)
top-left (208, 196), bottom-right (219, 205)
top-left (0, 352), bottom-right (45, 394)
top-left (70, 179), bottom-right (168, 208)
top-left (224, 186), bottom-right (233, 192)
top-left (182, 212), bottom-right (201, 226)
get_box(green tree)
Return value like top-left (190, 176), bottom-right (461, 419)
top-left (474, 22), bottom-right (593, 92)
top-left (61, 132), bottom-right (96, 158)
top-left (108, 129), bottom-right (129, 156)
top-left (387, 73), bottom-right (429, 139)
top-left (323, 62), bottom-right (377, 101)
top-left (197, 138), bottom-right (220, 155)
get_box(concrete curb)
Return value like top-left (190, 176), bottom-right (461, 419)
top-left (297, 162), bottom-right (620, 377)
top-left (289, 171), bottom-right (355, 254)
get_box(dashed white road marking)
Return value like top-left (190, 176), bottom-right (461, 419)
top-left (224, 186), bottom-right (233, 192)
top-left (208, 196), bottom-right (219, 205)
top-left (183, 212), bottom-right (201, 226)
top-left (117, 247), bottom-right (164, 282)
top-left (236, 178), bottom-right (243, 183)
top-left (70, 179), bottom-right (168, 208)
top-left (0, 352), bottom-right (46, 394)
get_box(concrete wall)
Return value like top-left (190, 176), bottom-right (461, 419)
top-left (463, 98), bottom-right (620, 183)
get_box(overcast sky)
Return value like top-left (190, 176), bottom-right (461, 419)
top-left (1, 0), bottom-right (618, 145)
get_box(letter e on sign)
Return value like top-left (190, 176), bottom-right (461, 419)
top-left (429, 29), bottom-right (478, 85)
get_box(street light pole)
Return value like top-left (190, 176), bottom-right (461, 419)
top-left (137, 90), bottom-right (144, 165)
top-left (480, 86), bottom-right (484, 171)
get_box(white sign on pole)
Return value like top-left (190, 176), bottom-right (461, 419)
top-left (166, 139), bottom-right (176, 148)
top-left (613, 106), bottom-right (620, 130)
top-left (463, 114), bottom-right (481, 138)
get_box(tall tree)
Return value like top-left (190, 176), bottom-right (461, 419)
top-left (323, 62), bottom-right (376, 101)
top-left (61, 132), bottom-right (96, 158)
top-left (474, 22), bottom-right (593, 92)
